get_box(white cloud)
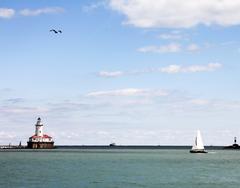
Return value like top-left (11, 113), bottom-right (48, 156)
top-left (109, 0), bottom-right (240, 28)
top-left (98, 63), bottom-right (222, 77)
top-left (82, 1), bottom-right (107, 12)
top-left (138, 43), bottom-right (201, 53)
top-left (87, 88), bottom-right (147, 97)
top-left (160, 63), bottom-right (222, 73)
top-left (87, 88), bottom-right (168, 97)
top-left (160, 65), bottom-right (181, 74)
top-left (19, 7), bottom-right (64, 16)
top-left (187, 44), bottom-right (200, 52)
top-left (0, 106), bottom-right (48, 114)
top-left (0, 8), bottom-right (15, 18)
top-left (158, 33), bottom-right (183, 40)
top-left (98, 71), bottom-right (124, 77)
top-left (189, 99), bottom-right (210, 105)
top-left (138, 43), bottom-right (181, 53)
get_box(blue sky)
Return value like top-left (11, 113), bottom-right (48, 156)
top-left (1, 0), bottom-right (240, 145)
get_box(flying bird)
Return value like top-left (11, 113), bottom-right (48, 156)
top-left (50, 29), bottom-right (62, 34)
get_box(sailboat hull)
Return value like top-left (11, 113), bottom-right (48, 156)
top-left (190, 149), bottom-right (208, 153)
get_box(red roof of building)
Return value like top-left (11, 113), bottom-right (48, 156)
top-left (30, 134), bottom-right (52, 139)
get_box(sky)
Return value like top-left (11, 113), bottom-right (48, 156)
top-left (1, 0), bottom-right (240, 145)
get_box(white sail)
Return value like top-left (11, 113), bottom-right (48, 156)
top-left (191, 130), bottom-right (205, 150)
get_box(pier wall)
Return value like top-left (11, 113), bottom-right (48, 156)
top-left (27, 142), bottom-right (54, 149)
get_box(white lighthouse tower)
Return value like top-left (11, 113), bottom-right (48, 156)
top-left (27, 117), bottom-right (54, 149)
top-left (35, 117), bottom-right (44, 137)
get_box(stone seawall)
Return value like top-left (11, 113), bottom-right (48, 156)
top-left (27, 142), bottom-right (54, 149)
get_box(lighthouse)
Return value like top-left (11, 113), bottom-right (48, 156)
top-left (27, 117), bottom-right (54, 149)
top-left (35, 117), bottom-right (43, 137)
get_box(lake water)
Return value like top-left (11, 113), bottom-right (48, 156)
top-left (1, 149), bottom-right (240, 188)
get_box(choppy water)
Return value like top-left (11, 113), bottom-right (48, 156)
top-left (1, 149), bottom-right (240, 188)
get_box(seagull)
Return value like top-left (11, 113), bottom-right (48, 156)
top-left (50, 29), bottom-right (62, 34)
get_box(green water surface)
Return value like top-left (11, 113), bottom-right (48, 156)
top-left (0, 149), bottom-right (240, 188)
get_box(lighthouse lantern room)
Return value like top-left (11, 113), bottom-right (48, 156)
top-left (27, 117), bottom-right (54, 149)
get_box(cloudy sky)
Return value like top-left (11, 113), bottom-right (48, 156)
top-left (1, 0), bottom-right (240, 145)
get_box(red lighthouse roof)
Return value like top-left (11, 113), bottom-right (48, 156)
top-left (30, 134), bottom-right (52, 139)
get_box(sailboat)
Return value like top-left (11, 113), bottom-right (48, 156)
top-left (190, 130), bottom-right (207, 153)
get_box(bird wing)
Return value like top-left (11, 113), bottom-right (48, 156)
top-left (50, 29), bottom-right (57, 33)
